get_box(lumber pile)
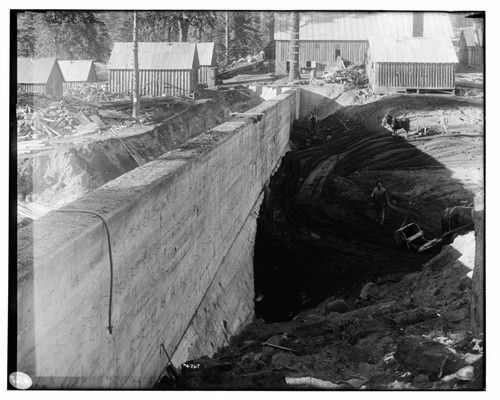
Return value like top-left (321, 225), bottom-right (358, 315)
top-left (16, 91), bottom-right (196, 144)
top-left (321, 62), bottom-right (368, 86)
top-left (218, 60), bottom-right (265, 81)
top-left (65, 82), bottom-right (129, 102)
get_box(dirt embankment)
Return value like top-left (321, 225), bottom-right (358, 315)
top-left (17, 89), bottom-right (263, 211)
top-left (157, 91), bottom-right (483, 390)
top-left (169, 232), bottom-right (481, 390)
top-left (254, 94), bottom-right (482, 318)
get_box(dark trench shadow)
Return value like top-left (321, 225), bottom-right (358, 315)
top-left (254, 94), bottom-right (483, 323)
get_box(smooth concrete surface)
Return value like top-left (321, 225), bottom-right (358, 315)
top-left (249, 85), bottom-right (336, 119)
top-left (16, 89), bottom-right (299, 388)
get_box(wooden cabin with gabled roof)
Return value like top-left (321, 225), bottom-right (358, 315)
top-left (458, 27), bottom-right (484, 68)
top-left (196, 42), bottom-right (217, 87)
top-left (17, 57), bottom-right (65, 97)
top-left (273, 11), bottom-right (454, 75)
top-left (366, 36), bottom-right (458, 94)
top-left (59, 60), bottom-right (99, 93)
top-left (108, 42), bottom-right (199, 97)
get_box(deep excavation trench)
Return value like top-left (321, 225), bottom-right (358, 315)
top-left (167, 93), bottom-right (483, 390)
top-left (253, 94), bottom-right (482, 323)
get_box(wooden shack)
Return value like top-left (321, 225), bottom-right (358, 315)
top-left (274, 12), bottom-right (453, 75)
top-left (107, 42), bottom-right (199, 97)
top-left (59, 60), bottom-right (99, 92)
top-left (366, 37), bottom-right (458, 94)
top-left (458, 27), bottom-right (484, 68)
top-left (196, 42), bottom-right (217, 87)
top-left (17, 57), bottom-right (64, 97)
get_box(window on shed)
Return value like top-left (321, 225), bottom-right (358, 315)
top-left (335, 49), bottom-right (341, 59)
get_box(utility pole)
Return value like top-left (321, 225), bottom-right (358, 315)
top-left (288, 11), bottom-right (301, 81)
top-left (225, 11), bottom-right (230, 63)
top-left (132, 11), bottom-right (140, 119)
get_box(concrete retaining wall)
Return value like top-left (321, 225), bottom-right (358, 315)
top-left (249, 85), bottom-right (333, 119)
top-left (17, 89), bottom-right (299, 389)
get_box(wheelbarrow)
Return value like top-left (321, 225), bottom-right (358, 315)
top-left (395, 221), bottom-right (474, 253)
top-left (395, 222), bottom-right (432, 251)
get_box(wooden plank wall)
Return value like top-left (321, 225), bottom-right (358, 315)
top-left (19, 84), bottom-right (47, 95)
top-left (276, 40), bottom-right (367, 64)
top-left (109, 69), bottom-right (193, 96)
top-left (468, 47), bottom-right (484, 68)
top-left (375, 62), bottom-right (455, 89)
top-left (198, 66), bottom-right (216, 87)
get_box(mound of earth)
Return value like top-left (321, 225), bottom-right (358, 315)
top-left (157, 232), bottom-right (482, 390)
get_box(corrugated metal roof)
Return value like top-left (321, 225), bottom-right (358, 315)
top-left (17, 57), bottom-right (61, 84)
top-left (108, 42), bottom-right (198, 70)
top-left (197, 43), bottom-right (216, 66)
top-left (368, 37), bottom-right (459, 63)
top-left (275, 12), bottom-right (453, 41)
top-left (59, 60), bottom-right (95, 82)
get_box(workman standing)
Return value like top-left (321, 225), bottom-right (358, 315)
top-left (309, 113), bottom-right (318, 134)
top-left (439, 111), bottom-right (448, 134)
top-left (371, 180), bottom-right (390, 226)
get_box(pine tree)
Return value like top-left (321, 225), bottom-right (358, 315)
top-left (230, 11), bottom-right (263, 58)
top-left (31, 11), bottom-right (111, 60)
top-left (17, 11), bottom-right (37, 58)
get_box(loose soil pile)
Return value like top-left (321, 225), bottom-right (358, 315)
top-left (157, 89), bottom-right (484, 390)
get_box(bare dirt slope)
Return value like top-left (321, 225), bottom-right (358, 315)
top-left (160, 90), bottom-right (484, 390)
top-left (17, 89), bottom-right (263, 213)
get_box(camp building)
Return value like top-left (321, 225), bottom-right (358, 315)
top-left (458, 27), bottom-right (484, 69)
top-left (59, 60), bottom-right (99, 93)
top-left (196, 42), bottom-right (217, 87)
top-left (108, 42), bottom-right (199, 97)
top-left (17, 57), bottom-right (65, 97)
top-left (273, 12), bottom-right (454, 75)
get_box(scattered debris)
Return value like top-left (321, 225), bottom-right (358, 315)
top-left (16, 87), bottom-right (196, 146)
top-left (65, 82), bottom-right (128, 102)
top-left (321, 62), bottom-right (368, 87)
top-left (285, 376), bottom-right (346, 390)
top-left (218, 59), bottom-right (266, 81)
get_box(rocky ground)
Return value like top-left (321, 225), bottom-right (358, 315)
top-left (165, 232), bottom-right (482, 390)
top-left (155, 87), bottom-right (484, 391)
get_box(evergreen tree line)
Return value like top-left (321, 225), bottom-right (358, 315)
top-left (17, 10), bottom-right (276, 62)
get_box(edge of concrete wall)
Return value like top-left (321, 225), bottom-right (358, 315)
top-left (16, 89), bottom-right (299, 388)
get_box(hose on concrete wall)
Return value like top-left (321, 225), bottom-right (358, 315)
top-left (55, 209), bottom-right (114, 335)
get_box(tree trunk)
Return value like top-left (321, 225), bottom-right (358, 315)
top-left (166, 25), bottom-right (171, 42)
top-left (178, 19), bottom-right (189, 42)
top-left (269, 12), bottom-right (275, 42)
top-left (132, 11), bottom-right (140, 119)
top-left (288, 11), bottom-right (300, 81)
top-left (225, 11), bottom-right (230, 62)
top-left (470, 192), bottom-right (484, 337)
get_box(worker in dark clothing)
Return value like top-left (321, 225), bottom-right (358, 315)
top-left (309, 113), bottom-right (317, 134)
top-left (371, 180), bottom-right (390, 226)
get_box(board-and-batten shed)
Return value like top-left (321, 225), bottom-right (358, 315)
top-left (274, 12), bottom-right (454, 75)
top-left (59, 60), bottom-right (99, 93)
top-left (458, 27), bottom-right (484, 68)
top-left (17, 57), bottom-right (65, 97)
top-left (366, 37), bottom-right (458, 94)
top-left (108, 42), bottom-right (199, 97)
top-left (197, 43), bottom-right (217, 87)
